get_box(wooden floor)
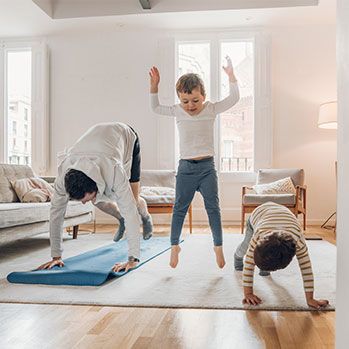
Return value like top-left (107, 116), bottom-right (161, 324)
top-left (0, 224), bottom-right (336, 349)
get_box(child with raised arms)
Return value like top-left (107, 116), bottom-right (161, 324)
top-left (149, 56), bottom-right (240, 268)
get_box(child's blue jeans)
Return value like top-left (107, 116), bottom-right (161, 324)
top-left (235, 217), bottom-right (270, 276)
top-left (235, 217), bottom-right (254, 259)
top-left (170, 157), bottom-right (222, 246)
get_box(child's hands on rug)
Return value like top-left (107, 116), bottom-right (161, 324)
top-left (112, 260), bottom-right (138, 273)
top-left (37, 257), bottom-right (64, 270)
top-left (243, 287), bottom-right (262, 306)
top-left (306, 293), bottom-right (329, 309)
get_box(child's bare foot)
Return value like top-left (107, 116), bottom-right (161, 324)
top-left (214, 246), bottom-right (226, 268)
top-left (170, 245), bottom-right (181, 268)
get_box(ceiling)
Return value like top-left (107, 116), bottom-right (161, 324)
top-left (0, 0), bottom-right (335, 38)
top-left (32, 0), bottom-right (319, 19)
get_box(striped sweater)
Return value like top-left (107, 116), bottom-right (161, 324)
top-left (243, 202), bottom-right (314, 292)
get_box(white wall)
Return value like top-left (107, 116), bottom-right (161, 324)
top-left (49, 27), bottom-right (164, 173)
top-left (336, 0), bottom-right (349, 346)
top-left (47, 23), bottom-right (336, 225)
top-left (271, 25), bottom-right (337, 223)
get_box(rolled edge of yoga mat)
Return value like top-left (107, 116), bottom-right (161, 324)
top-left (7, 237), bottom-right (183, 286)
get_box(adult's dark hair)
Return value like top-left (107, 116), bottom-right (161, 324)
top-left (64, 169), bottom-right (98, 200)
top-left (176, 73), bottom-right (206, 97)
top-left (254, 231), bottom-right (296, 271)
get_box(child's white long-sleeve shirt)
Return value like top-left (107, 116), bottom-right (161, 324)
top-left (150, 82), bottom-right (240, 159)
top-left (50, 122), bottom-right (141, 259)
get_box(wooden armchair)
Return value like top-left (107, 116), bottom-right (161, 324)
top-left (140, 170), bottom-right (192, 234)
top-left (241, 169), bottom-right (306, 233)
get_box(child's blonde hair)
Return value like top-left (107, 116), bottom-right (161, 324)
top-left (176, 73), bottom-right (206, 97)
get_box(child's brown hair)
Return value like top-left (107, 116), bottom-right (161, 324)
top-left (176, 73), bottom-right (206, 97)
top-left (254, 231), bottom-right (296, 271)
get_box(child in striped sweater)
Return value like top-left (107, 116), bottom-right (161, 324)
top-left (235, 201), bottom-right (329, 309)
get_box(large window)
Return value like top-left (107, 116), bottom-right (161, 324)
top-left (0, 40), bottom-right (49, 174)
top-left (177, 38), bottom-right (254, 173)
top-left (7, 50), bottom-right (32, 165)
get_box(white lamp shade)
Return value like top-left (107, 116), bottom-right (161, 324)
top-left (318, 101), bottom-right (337, 129)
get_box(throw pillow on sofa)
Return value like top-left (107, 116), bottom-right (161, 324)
top-left (252, 177), bottom-right (296, 195)
top-left (10, 177), bottom-right (54, 203)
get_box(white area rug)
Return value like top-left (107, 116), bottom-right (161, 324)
top-left (0, 233), bottom-right (336, 310)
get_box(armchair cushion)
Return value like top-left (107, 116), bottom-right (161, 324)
top-left (140, 170), bottom-right (176, 205)
top-left (252, 177), bottom-right (296, 195)
top-left (140, 186), bottom-right (175, 204)
top-left (243, 194), bottom-right (296, 206)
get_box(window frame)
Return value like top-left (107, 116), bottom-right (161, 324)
top-left (0, 38), bottom-right (49, 175)
top-left (172, 30), bottom-right (272, 183)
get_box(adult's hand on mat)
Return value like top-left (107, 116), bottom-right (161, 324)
top-left (243, 293), bottom-right (262, 306)
top-left (112, 260), bottom-right (138, 273)
top-left (37, 257), bottom-right (64, 270)
top-left (307, 298), bottom-right (329, 309)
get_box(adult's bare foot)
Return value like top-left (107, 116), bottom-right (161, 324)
top-left (214, 246), bottom-right (226, 269)
top-left (169, 245), bottom-right (181, 268)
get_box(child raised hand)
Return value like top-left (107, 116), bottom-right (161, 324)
top-left (222, 56), bottom-right (237, 83)
top-left (149, 66), bottom-right (160, 93)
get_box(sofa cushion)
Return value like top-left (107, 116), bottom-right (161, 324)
top-left (10, 177), bottom-right (54, 203)
top-left (0, 164), bottom-right (35, 203)
top-left (0, 201), bottom-right (94, 229)
top-left (243, 194), bottom-right (296, 205)
top-left (140, 186), bottom-right (175, 204)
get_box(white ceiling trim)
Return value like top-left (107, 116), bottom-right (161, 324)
top-left (32, 0), bottom-right (319, 19)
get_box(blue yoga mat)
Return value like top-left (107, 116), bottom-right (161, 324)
top-left (7, 237), bottom-right (175, 286)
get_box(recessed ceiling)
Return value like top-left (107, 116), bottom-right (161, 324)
top-left (0, 0), bottom-right (334, 38)
top-left (32, 0), bottom-right (319, 19)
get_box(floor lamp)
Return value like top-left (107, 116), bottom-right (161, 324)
top-left (318, 101), bottom-right (337, 232)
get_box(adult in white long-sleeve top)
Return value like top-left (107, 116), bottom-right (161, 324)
top-left (149, 56), bottom-right (240, 269)
top-left (38, 122), bottom-right (153, 272)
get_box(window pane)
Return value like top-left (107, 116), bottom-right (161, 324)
top-left (176, 42), bottom-right (211, 163)
top-left (220, 41), bottom-right (254, 172)
top-left (177, 42), bottom-right (210, 99)
top-left (7, 51), bottom-right (32, 165)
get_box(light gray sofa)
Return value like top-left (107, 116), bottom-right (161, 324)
top-left (0, 164), bottom-right (94, 245)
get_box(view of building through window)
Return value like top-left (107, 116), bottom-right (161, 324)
top-left (177, 40), bottom-right (254, 172)
top-left (7, 50), bottom-right (32, 165)
top-left (177, 42), bottom-right (211, 99)
top-left (220, 41), bottom-right (254, 172)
